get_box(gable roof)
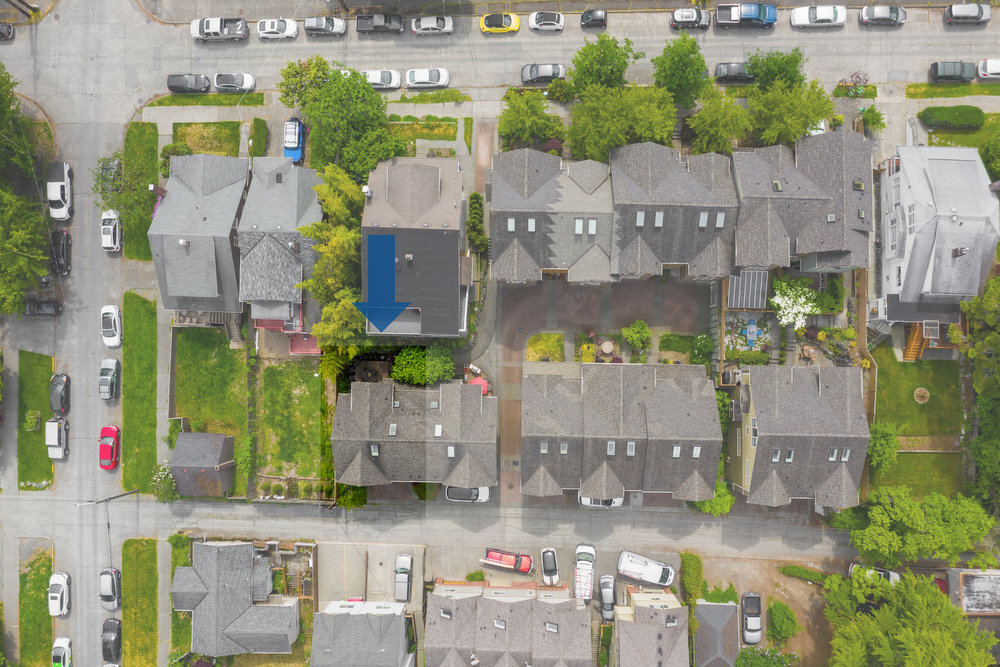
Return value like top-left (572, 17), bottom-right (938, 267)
top-left (311, 603), bottom-right (409, 667)
top-left (238, 234), bottom-right (303, 303)
top-left (617, 606), bottom-right (689, 667)
top-left (694, 602), bottom-right (738, 667)
top-left (170, 432), bottom-right (235, 497)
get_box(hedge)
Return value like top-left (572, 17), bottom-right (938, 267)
top-left (679, 552), bottom-right (706, 603)
top-left (467, 192), bottom-right (489, 254)
top-left (919, 105), bottom-right (986, 130)
top-left (727, 349), bottom-right (770, 365)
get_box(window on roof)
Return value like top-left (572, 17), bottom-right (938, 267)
top-left (389, 423), bottom-right (397, 437)
top-left (841, 448), bottom-right (850, 462)
top-left (771, 449), bottom-right (781, 463)
top-left (655, 211), bottom-right (663, 228)
top-left (434, 424), bottom-right (443, 437)
top-left (627, 441), bottom-right (636, 457)
top-left (785, 449), bottom-right (794, 463)
top-left (370, 443), bottom-right (379, 457)
top-left (636, 211), bottom-right (645, 227)
top-left (528, 218), bottom-right (536, 232)
top-left (698, 212), bottom-right (708, 229)
top-left (447, 445), bottom-right (455, 458)
top-left (560, 441), bottom-right (568, 454)
top-left (545, 622), bottom-right (559, 633)
top-left (829, 448), bottom-right (839, 461)
top-left (441, 608), bottom-right (452, 619)
top-left (540, 441), bottom-right (548, 454)
top-left (507, 218), bottom-right (515, 232)
top-left (575, 218), bottom-right (583, 235)
top-left (692, 446), bottom-right (701, 458)
top-left (494, 619), bottom-right (506, 630)
top-left (607, 440), bottom-right (615, 455)
top-left (716, 212), bottom-right (725, 229)
top-left (672, 445), bottom-right (681, 458)
top-left (588, 219), bottom-right (597, 235)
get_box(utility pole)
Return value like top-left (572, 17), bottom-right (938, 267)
top-left (75, 488), bottom-right (140, 506)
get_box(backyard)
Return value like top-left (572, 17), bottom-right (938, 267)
top-left (17, 350), bottom-right (53, 490)
top-left (872, 345), bottom-right (962, 436)
top-left (231, 599), bottom-right (313, 665)
top-left (257, 359), bottom-right (324, 479)
top-left (18, 549), bottom-right (52, 667)
top-left (122, 292), bottom-right (158, 493)
top-left (122, 538), bottom-right (158, 666)
top-left (868, 452), bottom-right (965, 499)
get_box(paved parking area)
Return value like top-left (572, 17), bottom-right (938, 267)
top-left (316, 541), bottom-right (426, 612)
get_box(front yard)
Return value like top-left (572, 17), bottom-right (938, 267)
top-left (173, 121), bottom-right (242, 157)
top-left (872, 345), bottom-right (962, 436)
top-left (257, 359), bottom-right (324, 480)
top-left (123, 121), bottom-right (158, 260)
top-left (122, 539), bottom-right (158, 666)
top-left (18, 548), bottom-right (52, 667)
top-left (927, 112), bottom-right (1000, 148)
top-left (122, 292), bottom-right (158, 493)
top-left (868, 451), bottom-right (965, 499)
top-left (17, 350), bottom-right (53, 490)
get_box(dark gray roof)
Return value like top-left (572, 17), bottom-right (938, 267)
top-left (148, 154), bottom-right (247, 313)
top-left (694, 602), bottom-right (738, 667)
top-left (169, 541), bottom-right (299, 657)
top-left (311, 606), bottom-right (409, 667)
top-left (617, 606), bottom-right (689, 667)
top-left (744, 366), bottom-right (869, 508)
top-left (333, 380), bottom-right (498, 487)
top-left (170, 433), bottom-right (235, 497)
top-left (425, 595), bottom-right (478, 666)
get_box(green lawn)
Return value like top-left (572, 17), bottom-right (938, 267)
top-left (391, 89), bottom-right (471, 104)
top-left (258, 360), bottom-right (323, 478)
top-left (122, 292), bottom-right (158, 493)
top-left (659, 332), bottom-right (694, 353)
top-left (387, 117), bottom-right (459, 141)
top-left (906, 83), bottom-right (1000, 99)
top-left (149, 92), bottom-right (265, 107)
top-left (872, 345), bottom-right (962, 436)
top-left (169, 534), bottom-right (192, 655)
top-left (173, 121), bottom-right (241, 157)
top-left (122, 539), bottom-right (157, 666)
top-left (928, 112), bottom-right (1000, 148)
top-left (464, 117), bottom-right (473, 153)
top-left (526, 333), bottom-right (565, 362)
top-left (17, 350), bottom-right (53, 490)
top-left (249, 118), bottom-right (268, 158)
top-left (19, 549), bottom-right (52, 667)
top-left (869, 452), bottom-right (965, 499)
top-left (123, 122), bottom-right (158, 260)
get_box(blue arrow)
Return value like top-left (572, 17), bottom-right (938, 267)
top-left (354, 234), bottom-right (410, 332)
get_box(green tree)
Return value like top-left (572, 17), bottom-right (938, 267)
top-left (311, 286), bottom-right (367, 347)
top-left (687, 87), bottom-right (752, 156)
top-left (694, 459), bottom-right (735, 517)
top-left (862, 106), bottom-right (886, 135)
top-left (339, 127), bottom-right (408, 183)
top-left (300, 164), bottom-right (363, 310)
top-left (980, 128), bottom-right (1000, 181)
top-left (0, 62), bottom-right (33, 178)
top-left (651, 33), bottom-right (708, 109)
top-left (736, 648), bottom-right (798, 667)
top-left (568, 85), bottom-right (676, 161)
top-left (766, 599), bottom-right (800, 647)
top-left (277, 55), bottom-right (337, 108)
top-left (570, 33), bottom-right (643, 90)
top-left (745, 48), bottom-right (807, 91)
top-left (392, 346), bottom-right (454, 386)
top-left (313, 163), bottom-right (365, 229)
top-left (969, 393), bottom-right (1000, 514)
top-left (716, 389), bottom-right (730, 438)
top-left (498, 88), bottom-right (565, 149)
top-left (770, 276), bottom-right (820, 329)
top-left (867, 421), bottom-right (900, 472)
top-left (0, 184), bottom-right (49, 315)
top-left (621, 319), bottom-right (652, 352)
top-left (749, 80), bottom-right (833, 146)
top-left (953, 276), bottom-right (1000, 398)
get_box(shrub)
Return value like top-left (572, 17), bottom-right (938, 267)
top-left (546, 78), bottom-right (575, 103)
top-left (622, 320), bottom-right (652, 352)
top-left (271, 483), bottom-right (284, 496)
top-left (466, 570), bottom-right (485, 582)
top-left (158, 141), bottom-right (193, 178)
top-left (868, 420), bottom-right (901, 471)
top-left (324, 482), bottom-right (335, 498)
top-left (301, 482), bottom-right (314, 497)
top-left (679, 552), bottom-right (706, 603)
top-left (777, 564), bottom-right (829, 585)
top-left (831, 114), bottom-right (844, 128)
top-left (767, 599), bottom-right (800, 646)
top-left (919, 105), bottom-right (986, 130)
top-left (152, 464), bottom-right (179, 502)
top-left (727, 349), bottom-right (770, 365)
top-left (690, 334), bottom-right (714, 366)
top-left (466, 192), bottom-right (489, 254)
top-left (704, 583), bottom-right (739, 604)
top-left (816, 275), bottom-right (845, 313)
top-left (260, 481), bottom-right (272, 496)
top-left (981, 127), bottom-right (1000, 181)
top-left (659, 333), bottom-right (694, 353)
top-left (580, 342), bottom-right (596, 363)
top-left (337, 484), bottom-right (367, 508)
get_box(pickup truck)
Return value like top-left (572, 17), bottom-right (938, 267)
top-left (481, 548), bottom-right (533, 574)
top-left (575, 544), bottom-right (596, 601)
top-left (190, 17), bottom-right (249, 42)
top-left (356, 13), bottom-right (405, 33)
top-left (393, 553), bottom-right (412, 602)
top-left (45, 417), bottom-right (69, 460)
top-left (617, 550), bottom-right (675, 587)
top-left (714, 3), bottom-right (777, 28)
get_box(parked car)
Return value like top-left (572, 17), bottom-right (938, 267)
top-left (541, 547), bottom-right (559, 586)
top-left (52, 638), bottom-right (72, 667)
top-left (394, 553), bottom-right (413, 602)
top-left (715, 3), bottom-right (777, 28)
top-left (849, 562), bottom-right (901, 585)
top-left (166, 73), bottom-right (211, 93)
top-left (102, 617), bottom-right (122, 663)
top-left (945, 3), bottom-right (991, 23)
top-left (671, 8), bottom-right (711, 29)
top-left (24, 299), bottom-right (62, 317)
top-left (98, 358), bottom-right (120, 401)
top-left (715, 62), bottom-right (755, 84)
top-left (99, 425), bottom-right (121, 471)
top-left (580, 8), bottom-right (607, 27)
top-left (283, 118), bottom-right (305, 164)
top-left (98, 568), bottom-right (122, 611)
top-left (578, 491), bottom-right (624, 508)
top-left (0, 22), bottom-right (14, 40)
top-left (101, 210), bottom-right (122, 252)
top-left (256, 18), bottom-right (298, 39)
top-left (979, 59), bottom-right (1000, 79)
top-left (49, 230), bottom-right (71, 276)
top-left (101, 305), bottom-right (123, 348)
top-left (790, 5), bottom-right (846, 27)
top-left (481, 12), bottom-right (520, 33)
top-left (412, 16), bottom-right (454, 35)
top-left (599, 575), bottom-right (616, 622)
top-left (482, 548), bottom-right (533, 573)
top-left (521, 64), bottom-right (566, 84)
top-left (444, 486), bottom-right (491, 502)
top-left (859, 5), bottom-right (906, 25)
top-left (930, 61), bottom-right (977, 81)
top-left (529, 11), bottom-right (564, 30)
top-left (304, 16), bottom-right (347, 36)
top-left (362, 69), bottom-right (402, 90)
top-left (574, 544), bottom-right (596, 600)
top-left (48, 571), bottom-right (71, 616)
top-left (47, 161), bottom-right (73, 221)
top-left (741, 592), bottom-right (762, 643)
top-left (356, 13), bottom-right (405, 33)
top-left (406, 67), bottom-right (449, 88)
top-left (617, 551), bottom-right (675, 586)
top-left (214, 72), bottom-right (255, 93)
top-left (50, 373), bottom-right (70, 415)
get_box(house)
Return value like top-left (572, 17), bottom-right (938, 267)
top-left (360, 157), bottom-right (471, 337)
top-left (519, 363), bottom-right (722, 504)
top-left (872, 146), bottom-right (1000, 360)
top-left (613, 586), bottom-right (688, 667)
top-left (169, 432), bottom-right (235, 497)
top-left (237, 157), bottom-right (323, 355)
top-left (332, 380), bottom-right (498, 489)
top-left (311, 600), bottom-right (414, 667)
top-left (694, 601), bottom-right (739, 667)
top-left (728, 365), bottom-right (869, 512)
top-left (946, 568), bottom-right (1000, 663)
top-left (170, 541), bottom-right (299, 657)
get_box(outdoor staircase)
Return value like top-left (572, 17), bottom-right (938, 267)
top-left (903, 323), bottom-right (923, 361)
top-left (591, 623), bottom-right (601, 665)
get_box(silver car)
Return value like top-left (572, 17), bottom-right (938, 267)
top-left (742, 593), bottom-right (762, 644)
top-left (98, 358), bottom-right (120, 401)
top-left (98, 568), bottom-right (121, 611)
top-left (412, 16), bottom-right (454, 35)
top-left (599, 575), bottom-right (616, 622)
top-left (394, 553), bottom-right (413, 602)
top-left (406, 68), bottom-right (449, 88)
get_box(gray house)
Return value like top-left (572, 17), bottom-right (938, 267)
top-left (729, 365), bottom-right (869, 511)
top-left (694, 601), bottom-right (739, 667)
top-left (616, 606), bottom-right (689, 667)
top-left (311, 600), bottom-right (414, 667)
top-left (170, 432), bottom-right (235, 497)
top-left (360, 157), bottom-right (470, 337)
top-left (332, 380), bottom-right (498, 488)
top-left (170, 541), bottom-right (299, 657)
top-left (520, 363), bottom-right (722, 504)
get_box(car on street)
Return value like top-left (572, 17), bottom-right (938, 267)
top-left (859, 5), bottom-right (906, 26)
top-left (283, 118), bottom-right (305, 164)
top-left (790, 5), bottom-right (846, 27)
top-left (481, 12), bottom-right (520, 33)
top-left (715, 3), bottom-right (777, 28)
top-left (394, 553), bottom-right (413, 602)
top-left (214, 73), bottom-right (256, 93)
top-left (412, 16), bottom-right (454, 35)
top-left (849, 562), bottom-right (901, 585)
top-left (101, 210), bottom-right (122, 252)
top-left (529, 11), bottom-right (564, 30)
top-left (49, 230), bottom-right (71, 276)
top-left (99, 425), bottom-right (121, 471)
top-left (617, 551), bottom-right (675, 586)
top-left (98, 358), bottom-right (120, 401)
top-left (24, 299), bottom-right (62, 317)
top-left (256, 18), bottom-right (298, 39)
top-left (945, 2), bottom-right (991, 23)
top-left (521, 63), bottom-right (566, 84)
top-left (979, 59), bottom-right (1000, 79)
top-left (930, 61), bottom-right (977, 81)
top-left (578, 491), bottom-right (624, 507)
top-left (444, 486), bottom-right (491, 502)
top-left (599, 575), bottom-right (616, 622)
top-left (541, 547), bottom-right (559, 585)
top-left (406, 68), bottom-right (449, 88)
top-left (671, 8), bottom-right (711, 29)
top-left (102, 617), bottom-right (122, 663)
top-left (742, 592), bottom-right (762, 644)
top-left (166, 73), bottom-right (211, 94)
top-left (52, 638), bottom-right (71, 667)
top-left (715, 62), bottom-right (755, 84)
top-left (482, 548), bottom-right (533, 573)
top-left (47, 161), bottom-right (73, 221)
top-left (581, 8), bottom-right (608, 27)
top-left (49, 373), bottom-right (70, 415)
top-left (101, 305), bottom-right (123, 348)
top-left (362, 69), bottom-right (402, 90)
top-left (98, 568), bottom-right (122, 611)
top-left (48, 571), bottom-right (71, 616)
top-left (0, 22), bottom-right (13, 40)
top-left (304, 16), bottom-right (347, 36)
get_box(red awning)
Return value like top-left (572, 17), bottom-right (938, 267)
top-left (470, 377), bottom-right (488, 395)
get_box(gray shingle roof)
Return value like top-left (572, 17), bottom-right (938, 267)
top-left (311, 607), bottom-right (409, 667)
top-left (617, 606), bottom-right (689, 667)
top-left (333, 380), bottom-right (498, 486)
top-left (238, 235), bottom-right (302, 302)
top-left (694, 602), bottom-right (738, 667)
top-left (170, 433), bottom-right (235, 497)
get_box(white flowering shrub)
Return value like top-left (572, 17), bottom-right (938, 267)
top-left (770, 278), bottom-right (820, 329)
top-left (152, 463), bottom-right (179, 503)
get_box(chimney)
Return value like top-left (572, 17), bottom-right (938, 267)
top-left (178, 239), bottom-right (189, 247)
top-left (953, 247), bottom-right (970, 258)
top-left (215, 460), bottom-right (237, 471)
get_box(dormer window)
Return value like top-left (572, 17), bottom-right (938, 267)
top-left (389, 423), bottom-right (397, 437)
top-left (636, 211), bottom-right (645, 227)
top-left (447, 445), bottom-right (455, 458)
top-left (607, 440), bottom-right (615, 455)
top-left (575, 218), bottom-right (583, 235)
top-left (698, 212), bottom-right (708, 229)
top-left (528, 218), bottom-right (536, 232)
top-left (507, 218), bottom-right (515, 232)
top-left (370, 443), bottom-right (380, 457)
top-left (715, 212), bottom-right (725, 229)
top-left (672, 446), bottom-right (681, 458)
top-left (588, 219), bottom-right (596, 235)
top-left (627, 441), bottom-right (636, 457)
top-left (655, 211), bottom-right (663, 228)
top-left (540, 441), bottom-right (548, 454)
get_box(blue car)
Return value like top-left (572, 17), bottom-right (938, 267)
top-left (283, 118), bottom-right (304, 164)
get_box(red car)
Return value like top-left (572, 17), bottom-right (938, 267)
top-left (482, 548), bottom-right (533, 574)
top-left (99, 425), bottom-right (120, 470)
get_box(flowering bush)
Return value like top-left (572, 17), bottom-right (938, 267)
top-left (817, 330), bottom-right (828, 342)
top-left (859, 358), bottom-right (871, 369)
top-left (152, 463), bottom-right (179, 503)
top-left (770, 277), bottom-right (820, 329)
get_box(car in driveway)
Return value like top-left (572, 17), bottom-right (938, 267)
top-left (581, 8), bottom-right (607, 27)
top-left (617, 551), bottom-right (675, 586)
top-left (48, 571), bottom-right (71, 616)
top-left (481, 12), bottom-right (519, 33)
top-left (742, 592), bottom-right (762, 643)
top-left (101, 305), bottom-right (123, 348)
top-left (304, 16), bottom-right (347, 36)
top-left (541, 547), bottom-right (559, 585)
top-left (394, 553), bottom-right (413, 602)
top-left (859, 5), bottom-right (906, 26)
top-left (362, 69), bottom-right (402, 90)
top-left (256, 18), bottom-right (298, 39)
top-left (49, 230), bottom-right (71, 276)
top-left (214, 73), bottom-right (255, 93)
top-left (979, 59), bottom-right (1000, 79)
top-left (790, 5), bottom-right (846, 27)
top-left (444, 486), bottom-right (491, 502)
top-left (101, 210), bottom-right (121, 252)
top-left (52, 638), bottom-right (71, 667)
top-left (529, 11), bottom-right (564, 30)
top-left (99, 425), bottom-right (121, 471)
top-left (24, 299), bottom-right (62, 317)
top-left (406, 68), bottom-right (449, 88)
top-left (578, 491), bottom-right (624, 508)
top-left (102, 617), bottom-right (122, 663)
top-left (945, 2), bottom-right (991, 23)
top-left (849, 562), bottom-right (901, 585)
top-left (412, 16), bottom-right (454, 35)
top-left (521, 63), bottom-right (566, 84)
top-left (671, 8), bottom-right (711, 29)
top-left (47, 161), bottom-right (73, 221)
top-left (599, 575), bottom-right (616, 622)
top-left (98, 358), bottom-right (120, 401)
top-left (50, 373), bottom-right (70, 415)
top-left (167, 73), bottom-right (211, 93)
top-left (98, 568), bottom-right (121, 611)
top-left (482, 548), bottom-right (533, 573)
top-left (0, 22), bottom-right (13, 40)
top-left (715, 62), bottom-right (754, 84)
top-left (283, 118), bottom-right (305, 164)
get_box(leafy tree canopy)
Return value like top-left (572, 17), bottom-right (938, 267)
top-left (746, 48), bottom-right (807, 91)
top-left (621, 319), bottom-right (652, 351)
top-left (339, 126), bottom-right (407, 183)
top-left (862, 105), bottom-right (886, 135)
top-left (954, 276), bottom-right (1000, 398)
top-left (749, 80), bottom-right (833, 146)
top-left (651, 33), bottom-right (708, 109)
top-left (0, 184), bottom-right (49, 315)
top-left (0, 62), bottom-right (33, 178)
top-left (867, 420), bottom-right (900, 472)
top-left (391, 345), bottom-right (455, 386)
top-left (968, 392), bottom-right (1000, 514)
top-left (498, 88), bottom-right (565, 150)
top-left (570, 33), bottom-right (644, 90)
top-left (568, 85), bottom-right (676, 161)
top-left (980, 128), bottom-right (1000, 182)
top-left (687, 87), bottom-right (752, 156)
top-left (766, 599), bottom-right (800, 647)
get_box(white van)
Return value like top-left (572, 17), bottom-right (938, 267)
top-left (45, 418), bottom-right (68, 460)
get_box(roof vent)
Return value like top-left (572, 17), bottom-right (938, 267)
top-left (392, 400), bottom-right (400, 408)
top-left (362, 185), bottom-right (372, 198)
top-left (853, 180), bottom-right (864, 191)
top-left (423, 223), bottom-right (429, 227)
top-left (276, 173), bottom-right (282, 183)
top-left (826, 213), bottom-right (836, 222)
top-left (287, 241), bottom-right (299, 252)
top-left (178, 239), bottom-right (189, 247)
top-left (857, 209), bottom-right (865, 219)
top-left (953, 247), bottom-right (970, 258)
top-left (772, 180), bottom-right (782, 192)
top-left (405, 254), bottom-right (413, 261)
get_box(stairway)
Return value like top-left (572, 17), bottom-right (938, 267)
top-left (903, 323), bottom-right (923, 361)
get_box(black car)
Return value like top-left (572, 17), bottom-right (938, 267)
top-left (101, 617), bottom-right (122, 663)
top-left (167, 73), bottom-right (211, 94)
top-left (49, 373), bottom-right (70, 415)
top-left (0, 22), bottom-right (13, 40)
top-left (24, 299), bottom-right (61, 317)
top-left (49, 230), bottom-right (71, 276)
top-left (580, 8), bottom-right (607, 27)
top-left (521, 63), bottom-right (566, 84)
top-left (715, 62), bottom-right (754, 84)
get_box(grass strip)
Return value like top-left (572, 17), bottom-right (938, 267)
top-left (464, 117), bottom-right (473, 153)
top-left (833, 84), bottom-right (878, 99)
top-left (906, 83), bottom-right (1000, 99)
top-left (249, 118), bottom-right (268, 157)
top-left (149, 92), bottom-right (265, 107)
top-left (388, 119), bottom-right (458, 142)
top-left (122, 292), bottom-right (157, 493)
top-left (173, 121), bottom-right (242, 157)
top-left (123, 122), bottom-right (158, 260)
top-left (169, 534), bottom-right (192, 655)
top-left (392, 89), bottom-right (471, 104)
top-left (17, 350), bottom-right (53, 490)
top-left (18, 549), bottom-right (52, 666)
top-left (777, 564), bottom-right (829, 585)
top-left (122, 539), bottom-right (158, 666)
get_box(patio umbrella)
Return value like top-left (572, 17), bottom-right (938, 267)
top-left (470, 376), bottom-right (488, 395)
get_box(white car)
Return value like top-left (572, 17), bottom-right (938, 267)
top-left (101, 305), bottom-right (123, 348)
top-left (48, 571), bottom-right (71, 616)
top-left (444, 486), bottom-right (491, 502)
top-left (790, 5), bottom-right (846, 27)
top-left (617, 550), bottom-right (675, 586)
top-left (528, 11), bottom-right (564, 30)
top-left (47, 161), bottom-right (73, 221)
top-left (100, 210), bottom-right (121, 252)
top-left (412, 15), bottom-right (454, 35)
top-left (979, 59), bottom-right (1000, 79)
top-left (362, 69), bottom-right (402, 90)
top-left (52, 637), bottom-right (72, 667)
top-left (849, 562), bottom-right (901, 585)
top-left (406, 68), bottom-right (449, 88)
top-left (578, 491), bottom-right (624, 508)
top-left (742, 593), bottom-right (763, 644)
top-left (256, 18), bottom-right (298, 39)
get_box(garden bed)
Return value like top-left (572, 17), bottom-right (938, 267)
top-left (526, 333), bottom-right (564, 362)
top-left (391, 89), bottom-right (471, 104)
top-left (257, 359), bottom-right (324, 480)
top-left (122, 539), bottom-right (158, 666)
top-left (122, 292), bottom-right (157, 493)
top-left (173, 121), bottom-right (242, 157)
top-left (18, 548), bottom-right (52, 667)
top-left (17, 350), bottom-right (54, 490)
top-left (575, 333), bottom-right (625, 363)
top-left (871, 344), bottom-right (962, 435)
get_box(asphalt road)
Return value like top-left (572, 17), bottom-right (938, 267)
top-left (0, 2), bottom-right (994, 663)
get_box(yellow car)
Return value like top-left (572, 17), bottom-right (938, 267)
top-left (480, 12), bottom-right (520, 33)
